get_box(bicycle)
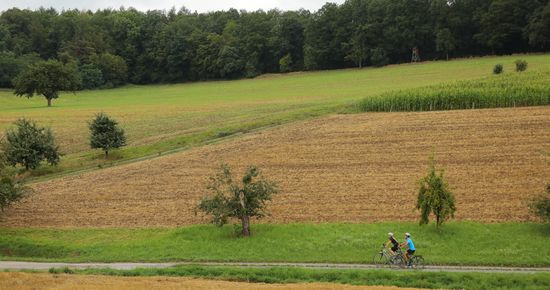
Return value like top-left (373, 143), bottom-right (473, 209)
top-left (387, 248), bottom-right (425, 269)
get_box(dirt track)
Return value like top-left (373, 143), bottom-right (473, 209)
top-left (1, 107), bottom-right (549, 227)
top-left (0, 272), bottom-right (417, 290)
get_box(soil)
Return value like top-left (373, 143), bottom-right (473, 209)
top-left (1, 107), bottom-right (549, 227)
top-left (0, 272), bottom-right (420, 290)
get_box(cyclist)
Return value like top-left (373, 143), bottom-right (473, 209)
top-left (400, 232), bottom-right (415, 266)
top-left (385, 232), bottom-right (399, 255)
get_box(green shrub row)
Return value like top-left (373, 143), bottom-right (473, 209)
top-left (356, 70), bottom-right (550, 112)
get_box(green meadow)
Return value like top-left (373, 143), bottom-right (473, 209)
top-left (1, 54), bottom-right (549, 179)
top-left (66, 266), bottom-right (550, 290)
top-left (1, 223), bottom-right (549, 267)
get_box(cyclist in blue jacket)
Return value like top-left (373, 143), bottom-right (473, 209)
top-left (400, 232), bottom-right (415, 266)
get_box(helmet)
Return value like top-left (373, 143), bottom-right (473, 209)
top-left (388, 232), bottom-right (394, 237)
top-left (405, 233), bottom-right (411, 237)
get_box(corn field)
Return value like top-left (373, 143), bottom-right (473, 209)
top-left (357, 70), bottom-right (550, 112)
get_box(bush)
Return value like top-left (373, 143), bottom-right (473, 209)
top-left (515, 59), bottom-right (528, 72)
top-left (79, 64), bottom-right (104, 89)
top-left (91, 53), bottom-right (128, 87)
top-left (2, 119), bottom-right (60, 170)
top-left (493, 63), bottom-right (503, 74)
top-left (0, 153), bottom-right (31, 214)
top-left (530, 184), bottom-right (550, 222)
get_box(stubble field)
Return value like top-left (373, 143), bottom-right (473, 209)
top-left (0, 272), bottom-right (417, 290)
top-left (1, 106), bottom-right (548, 227)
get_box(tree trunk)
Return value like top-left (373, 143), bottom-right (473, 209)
top-left (446, 53), bottom-right (449, 61)
top-left (241, 215), bottom-right (251, 236)
top-left (47, 97), bottom-right (52, 107)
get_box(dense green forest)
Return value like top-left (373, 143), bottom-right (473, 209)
top-left (0, 0), bottom-right (549, 89)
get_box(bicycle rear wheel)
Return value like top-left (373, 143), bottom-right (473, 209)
top-left (387, 255), bottom-right (405, 269)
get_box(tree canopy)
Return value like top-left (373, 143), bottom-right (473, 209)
top-left (89, 113), bottom-right (127, 157)
top-left (198, 164), bottom-right (278, 236)
top-left (416, 155), bottom-right (456, 229)
top-left (12, 59), bottom-right (81, 106)
top-left (2, 119), bottom-right (60, 170)
top-left (0, 0), bottom-right (548, 88)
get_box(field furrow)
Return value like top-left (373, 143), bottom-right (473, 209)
top-left (1, 107), bottom-right (549, 227)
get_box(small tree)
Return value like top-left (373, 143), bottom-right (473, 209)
top-left (2, 119), bottom-right (60, 170)
top-left (529, 184), bottom-right (550, 222)
top-left (198, 164), bottom-right (278, 237)
top-left (13, 60), bottom-right (81, 107)
top-left (89, 113), bottom-right (127, 158)
top-left (416, 155), bottom-right (456, 229)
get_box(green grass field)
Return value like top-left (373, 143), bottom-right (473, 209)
top-left (2, 54), bottom-right (550, 179)
top-left (56, 265), bottom-right (549, 290)
top-left (1, 223), bottom-right (549, 266)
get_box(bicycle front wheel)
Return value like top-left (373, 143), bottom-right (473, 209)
top-left (372, 252), bottom-right (386, 264)
top-left (411, 256), bottom-right (425, 269)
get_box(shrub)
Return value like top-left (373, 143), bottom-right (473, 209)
top-left (530, 184), bottom-right (550, 222)
top-left (2, 119), bottom-right (60, 170)
top-left (79, 64), bottom-right (104, 89)
top-left (515, 59), bottom-right (528, 72)
top-left (493, 63), bottom-right (503, 74)
top-left (0, 154), bottom-right (31, 214)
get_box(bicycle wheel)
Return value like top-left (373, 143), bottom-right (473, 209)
top-left (387, 255), bottom-right (405, 269)
top-left (372, 252), bottom-right (387, 264)
top-left (411, 256), bottom-right (425, 269)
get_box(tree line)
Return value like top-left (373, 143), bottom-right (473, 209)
top-left (1, 0), bottom-right (549, 89)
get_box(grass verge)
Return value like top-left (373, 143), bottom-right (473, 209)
top-left (45, 265), bottom-right (550, 290)
top-left (1, 222), bottom-right (549, 266)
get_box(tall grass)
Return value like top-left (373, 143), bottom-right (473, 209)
top-left (356, 70), bottom-right (550, 112)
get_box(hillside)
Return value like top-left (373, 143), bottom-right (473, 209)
top-left (1, 54), bottom-right (549, 178)
top-left (2, 106), bottom-right (548, 227)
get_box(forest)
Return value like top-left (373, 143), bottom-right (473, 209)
top-left (0, 0), bottom-right (549, 89)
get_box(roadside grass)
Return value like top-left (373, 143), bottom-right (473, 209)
top-left (1, 223), bottom-right (548, 266)
top-left (47, 265), bottom-right (550, 290)
top-left (356, 69), bottom-right (550, 112)
top-left (1, 54), bottom-right (550, 179)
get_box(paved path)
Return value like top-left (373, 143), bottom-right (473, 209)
top-left (1, 261), bottom-right (549, 274)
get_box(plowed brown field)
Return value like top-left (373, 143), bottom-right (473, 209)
top-left (1, 107), bottom-right (549, 227)
top-left (0, 272), bottom-right (420, 290)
